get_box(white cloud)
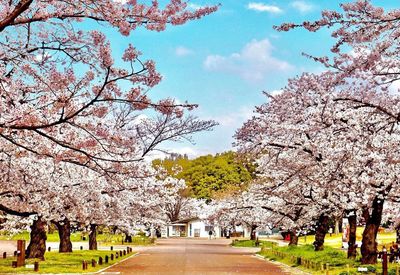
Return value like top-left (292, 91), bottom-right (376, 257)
top-left (247, 2), bottom-right (283, 14)
top-left (145, 146), bottom-right (204, 160)
top-left (187, 3), bottom-right (204, 10)
top-left (268, 89), bottom-right (283, 97)
top-left (203, 38), bottom-right (293, 82)
top-left (290, 1), bottom-right (314, 13)
top-left (175, 46), bottom-right (194, 57)
top-left (214, 106), bottom-right (254, 128)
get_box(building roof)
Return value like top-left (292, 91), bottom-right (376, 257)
top-left (169, 217), bottom-right (200, 224)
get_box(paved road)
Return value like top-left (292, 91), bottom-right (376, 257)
top-left (105, 238), bottom-right (290, 275)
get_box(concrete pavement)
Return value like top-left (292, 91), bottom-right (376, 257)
top-left (104, 238), bottom-right (290, 275)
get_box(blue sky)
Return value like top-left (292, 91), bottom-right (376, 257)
top-left (109, 0), bottom-right (396, 158)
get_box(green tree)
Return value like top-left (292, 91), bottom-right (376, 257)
top-left (153, 152), bottom-right (254, 200)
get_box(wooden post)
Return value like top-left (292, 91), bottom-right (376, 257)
top-left (2, 252), bottom-right (6, 258)
top-left (383, 251), bottom-right (388, 275)
top-left (82, 260), bottom-right (86, 270)
top-left (321, 263), bottom-right (324, 271)
top-left (80, 246), bottom-right (83, 250)
top-left (396, 265), bottom-right (399, 275)
top-left (116, 252), bottom-right (119, 259)
top-left (48, 247), bottom-right (51, 252)
top-left (123, 250), bottom-right (126, 256)
top-left (13, 251), bottom-right (17, 257)
top-left (34, 261), bottom-right (39, 272)
top-left (105, 255), bottom-right (109, 264)
top-left (111, 246), bottom-right (113, 251)
top-left (326, 263), bottom-right (330, 275)
top-left (16, 240), bottom-right (25, 267)
top-left (12, 261), bottom-right (17, 268)
top-left (99, 256), bottom-right (103, 265)
top-left (91, 259), bottom-right (96, 267)
top-left (119, 251), bottom-right (122, 257)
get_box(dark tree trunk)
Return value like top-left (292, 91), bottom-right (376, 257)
top-left (250, 225), bottom-right (257, 241)
top-left (361, 197), bottom-right (384, 264)
top-left (289, 230), bottom-right (298, 246)
top-left (26, 217), bottom-right (47, 260)
top-left (125, 234), bottom-right (132, 243)
top-left (313, 214), bottom-right (329, 251)
top-left (347, 213), bottom-right (357, 259)
top-left (111, 226), bottom-right (118, 234)
top-left (89, 224), bottom-right (97, 250)
top-left (54, 219), bottom-right (72, 253)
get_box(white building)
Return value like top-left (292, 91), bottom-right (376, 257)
top-left (162, 218), bottom-right (251, 238)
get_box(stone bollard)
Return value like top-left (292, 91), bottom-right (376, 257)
top-left (127, 247), bottom-right (130, 253)
top-left (12, 261), bottom-right (17, 268)
top-left (34, 261), bottom-right (39, 272)
top-left (91, 259), bottom-right (96, 267)
top-left (111, 246), bottom-right (113, 251)
top-left (3, 252), bottom-right (6, 259)
top-left (13, 251), bottom-right (17, 257)
top-left (111, 254), bottom-right (114, 261)
top-left (48, 247), bottom-right (51, 252)
top-left (99, 256), bottom-right (103, 265)
top-left (119, 251), bottom-right (122, 257)
top-left (105, 255), bottom-right (109, 264)
top-left (80, 246), bottom-right (83, 250)
top-left (123, 250), bottom-right (126, 256)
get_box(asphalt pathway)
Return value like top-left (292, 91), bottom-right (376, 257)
top-left (105, 238), bottom-right (290, 275)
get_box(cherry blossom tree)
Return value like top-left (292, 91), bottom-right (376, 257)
top-left (235, 71), bottom-right (400, 261)
top-left (0, 0), bottom-right (218, 174)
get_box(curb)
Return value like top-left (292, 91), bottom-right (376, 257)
top-left (252, 254), bottom-right (312, 275)
top-left (91, 252), bottom-right (139, 274)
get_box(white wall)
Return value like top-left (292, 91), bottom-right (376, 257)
top-left (187, 220), bottom-right (220, 238)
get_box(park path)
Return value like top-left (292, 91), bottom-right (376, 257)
top-left (104, 238), bottom-right (291, 275)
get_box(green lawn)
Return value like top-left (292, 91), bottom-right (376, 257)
top-left (233, 229), bottom-right (400, 275)
top-left (231, 239), bottom-right (277, 248)
top-left (258, 244), bottom-right (400, 275)
top-left (0, 250), bottom-right (134, 274)
top-left (297, 227), bottom-right (396, 250)
top-left (0, 231), bottom-right (153, 246)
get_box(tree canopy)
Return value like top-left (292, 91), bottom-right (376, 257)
top-left (152, 152), bottom-right (255, 200)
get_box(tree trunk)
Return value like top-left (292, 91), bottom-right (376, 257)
top-left (250, 225), bottom-right (257, 241)
top-left (26, 217), bottom-right (47, 260)
top-left (54, 219), bottom-right (72, 253)
top-left (125, 234), bottom-right (132, 243)
top-left (313, 214), bottom-right (329, 251)
top-left (289, 230), bottom-right (298, 246)
top-left (89, 224), bottom-right (97, 250)
top-left (361, 197), bottom-right (384, 264)
top-left (335, 218), bottom-right (340, 235)
top-left (347, 213), bottom-right (357, 259)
